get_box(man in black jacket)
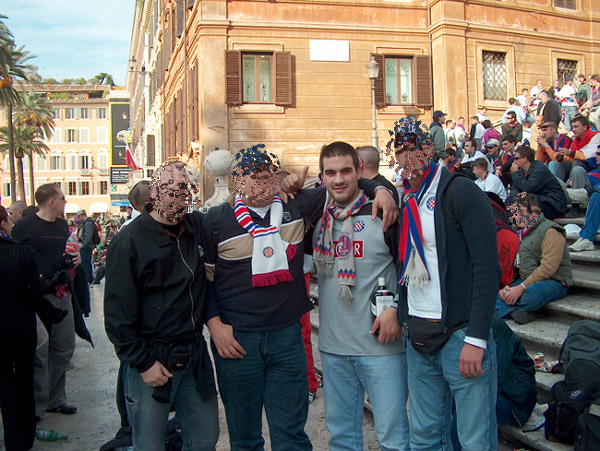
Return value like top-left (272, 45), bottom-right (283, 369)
top-left (537, 90), bottom-right (562, 126)
top-left (430, 110), bottom-right (448, 162)
top-left (104, 161), bottom-right (218, 451)
top-left (391, 117), bottom-right (500, 450)
top-left (75, 209), bottom-right (96, 284)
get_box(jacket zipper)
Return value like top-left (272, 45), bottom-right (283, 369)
top-left (176, 235), bottom-right (196, 331)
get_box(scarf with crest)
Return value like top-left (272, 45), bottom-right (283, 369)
top-left (398, 162), bottom-right (438, 287)
top-left (233, 194), bottom-right (297, 287)
top-left (314, 191), bottom-right (368, 305)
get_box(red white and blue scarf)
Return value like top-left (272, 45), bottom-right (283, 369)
top-left (398, 162), bottom-right (438, 286)
top-left (233, 194), bottom-right (297, 287)
top-left (314, 191), bottom-right (368, 305)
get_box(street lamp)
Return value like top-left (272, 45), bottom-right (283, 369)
top-left (366, 56), bottom-right (380, 148)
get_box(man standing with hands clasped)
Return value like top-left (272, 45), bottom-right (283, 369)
top-left (391, 117), bottom-right (500, 450)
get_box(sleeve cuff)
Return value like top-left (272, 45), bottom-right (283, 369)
top-left (136, 355), bottom-right (156, 373)
top-left (464, 336), bottom-right (487, 349)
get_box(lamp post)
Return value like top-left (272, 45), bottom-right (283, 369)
top-left (366, 56), bottom-right (380, 148)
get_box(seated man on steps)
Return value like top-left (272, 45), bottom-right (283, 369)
top-left (496, 193), bottom-right (573, 324)
top-left (570, 150), bottom-right (600, 252)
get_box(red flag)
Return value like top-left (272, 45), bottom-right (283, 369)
top-left (126, 146), bottom-right (141, 170)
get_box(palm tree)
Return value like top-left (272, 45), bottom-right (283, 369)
top-left (91, 73), bottom-right (115, 86)
top-left (0, 17), bottom-right (38, 201)
top-left (14, 92), bottom-right (55, 200)
top-left (0, 125), bottom-right (49, 202)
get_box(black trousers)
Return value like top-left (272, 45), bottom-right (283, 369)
top-left (0, 330), bottom-right (37, 451)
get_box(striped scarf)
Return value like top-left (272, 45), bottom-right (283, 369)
top-left (314, 191), bottom-right (368, 305)
top-left (398, 163), bottom-right (438, 286)
top-left (233, 194), bottom-right (297, 287)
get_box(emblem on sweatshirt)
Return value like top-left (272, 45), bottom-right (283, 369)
top-left (283, 211), bottom-right (291, 221)
top-left (197, 245), bottom-right (204, 258)
top-left (262, 246), bottom-right (274, 258)
top-left (353, 220), bottom-right (365, 233)
top-left (426, 196), bottom-right (436, 211)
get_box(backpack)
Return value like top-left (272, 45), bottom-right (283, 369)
top-left (575, 402), bottom-right (600, 451)
top-left (544, 379), bottom-right (600, 444)
top-left (84, 218), bottom-right (101, 246)
top-left (559, 320), bottom-right (600, 384)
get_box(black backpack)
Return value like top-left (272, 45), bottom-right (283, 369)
top-left (560, 321), bottom-right (600, 384)
top-left (575, 401), bottom-right (600, 451)
top-left (544, 379), bottom-right (600, 444)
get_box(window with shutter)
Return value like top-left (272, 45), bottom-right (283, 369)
top-left (163, 14), bottom-right (171, 70)
top-left (176, 0), bottom-right (184, 38)
top-left (188, 63), bottom-right (199, 140)
top-left (372, 54), bottom-right (432, 108)
top-left (371, 54), bottom-right (385, 107)
top-left (147, 135), bottom-right (156, 166)
top-left (274, 52), bottom-right (292, 106)
top-left (225, 51), bottom-right (242, 105)
top-left (415, 55), bottom-right (433, 108)
top-left (171, 7), bottom-right (177, 52)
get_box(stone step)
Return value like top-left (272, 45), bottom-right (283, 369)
top-left (541, 294), bottom-right (600, 322)
top-left (572, 267), bottom-right (600, 291)
top-left (555, 217), bottom-right (584, 227)
top-left (507, 318), bottom-right (569, 357)
top-left (499, 426), bottom-right (572, 451)
top-left (569, 249), bottom-right (600, 267)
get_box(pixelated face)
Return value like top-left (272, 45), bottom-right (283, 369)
top-left (507, 194), bottom-right (540, 229)
top-left (235, 167), bottom-right (279, 207)
top-left (392, 141), bottom-right (435, 181)
top-left (151, 163), bottom-right (197, 222)
top-left (321, 154), bottom-right (361, 206)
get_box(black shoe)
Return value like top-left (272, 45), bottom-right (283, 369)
top-left (565, 203), bottom-right (581, 218)
top-left (510, 310), bottom-right (535, 325)
top-left (46, 404), bottom-right (77, 415)
top-left (35, 415), bottom-right (42, 423)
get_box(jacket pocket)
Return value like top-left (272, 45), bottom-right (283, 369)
top-left (142, 291), bottom-right (165, 329)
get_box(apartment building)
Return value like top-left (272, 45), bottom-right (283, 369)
top-left (127, 0), bottom-right (600, 201)
top-left (0, 84), bottom-right (129, 216)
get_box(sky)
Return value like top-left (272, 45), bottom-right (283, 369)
top-left (1, 0), bottom-right (136, 86)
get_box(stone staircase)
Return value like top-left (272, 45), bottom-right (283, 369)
top-left (308, 215), bottom-right (600, 451)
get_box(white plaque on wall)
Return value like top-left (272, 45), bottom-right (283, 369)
top-left (309, 40), bottom-right (350, 62)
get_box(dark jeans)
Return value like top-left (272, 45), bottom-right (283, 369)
top-left (0, 330), bottom-right (37, 451)
top-left (212, 322), bottom-right (312, 451)
top-left (80, 246), bottom-right (93, 284)
top-left (93, 265), bottom-right (106, 284)
top-left (540, 200), bottom-right (565, 220)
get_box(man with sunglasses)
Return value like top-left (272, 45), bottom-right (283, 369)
top-left (12, 183), bottom-right (79, 419)
top-left (510, 146), bottom-right (568, 219)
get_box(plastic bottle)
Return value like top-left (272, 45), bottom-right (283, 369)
top-left (65, 231), bottom-right (80, 256)
top-left (36, 429), bottom-right (68, 441)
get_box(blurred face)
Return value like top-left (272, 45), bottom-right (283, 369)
top-left (0, 219), bottom-right (10, 235)
top-left (502, 140), bottom-right (516, 153)
top-left (507, 114), bottom-right (517, 126)
top-left (7, 205), bottom-right (22, 227)
top-left (458, 117), bottom-right (464, 126)
top-left (472, 165), bottom-right (486, 179)
top-left (50, 190), bottom-right (67, 216)
top-left (541, 126), bottom-right (557, 140)
top-left (553, 80), bottom-right (560, 88)
top-left (394, 141), bottom-right (435, 181)
top-left (152, 165), bottom-right (193, 222)
top-left (571, 121), bottom-right (587, 139)
top-left (523, 89), bottom-right (529, 97)
top-left (486, 144), bottom-right (500, 156)
top-left (321, 155), bottom-right (361, 206)
top-left (464, 141), bottom-right (475, 156)
top-left (236, 168), bottom-right (278, 208)
top-left (514, 153), bottom-right (528, 170)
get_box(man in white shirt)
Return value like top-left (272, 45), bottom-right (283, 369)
top-left (455, 139), bottom-right (488, 179)
top-left (472, 158), bottom-right (508, 201)
top-left (558, 78), bottom-right (578, 131)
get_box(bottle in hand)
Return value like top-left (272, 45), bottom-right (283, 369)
top-left (371, 277), bottom-right (395, 334)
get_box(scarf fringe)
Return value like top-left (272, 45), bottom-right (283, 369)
top-left (252, 269), bottom-right (294, 288)
top-left (286, 243), bottom-right (298, 261)
top-left (337, 285), bottom-right (353, 307)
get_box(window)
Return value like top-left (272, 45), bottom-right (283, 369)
top-left (80, 155), bottom-right (90, 170)
top-left (52, 108), bottom-right (61, 120)
top-left (384, 57), bottom-right (413, 105)
top-left (99, 180), bottom-right (108, 195)
top-left (22, 157), bottom-right (29, 172)
top-left (36, 155), bottom-right (46, 171)
top-left (482, 51), bottom-right (507, 101)
top-left (98, 152), bottom-right (109, 171)
top-left (147, 135), bottom-right (156, 166)
top-left (80, 108), bottom-right (89, 119)
top-left (80, 181), bottom-right (90, 195)
top-left (66, 129), bottom-right (78, 143)
top-left (225, 51), bottom-right (292, 106)
top-left (558, 59), bottom-right (578, 87)
top-left (50, 155), bottom-right (62, 170)
top-left (97, 108), bottom-right (107, 119)
top-left (555, 0), bottom-right (575, 9)
top-left (97, 127), bottom-right (108, 143)
top-left (65, 108), bottom-right (75, 119)
top-left (79, 128), bottom-right (89, 143)
top-left (242, 54), bottom-right (272, 103)
top-left (67, 181), bottom-right (77, 195)
top-left (50, 128), bottom-right (61, 143)
top-left (67, 153), bottom-right (77, 170)
top-left (3, 182), bottom-right (9, 197)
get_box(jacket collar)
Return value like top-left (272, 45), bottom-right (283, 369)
top-left (139, 205), bottom-right (197, 247)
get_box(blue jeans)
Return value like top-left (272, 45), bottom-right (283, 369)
top-left (212, 322), bottom-right (311, 451)
top-left (320, 351), bottom-right (410, 451)
top-left (562, 105), bottom-right (578, 131)
top-left (80, 246), bottom-right (93, 284)
top-left (123, 361), bottom-right (219, 451)
top-left (495, 278), bottom-right (568, 318)
top-left (581, 192), bottom-right (600, 241)
top-left (407, 328), bottom-right (497, 451)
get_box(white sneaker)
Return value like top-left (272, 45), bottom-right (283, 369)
top-left (569, 237), bottom-right (595, 252)
top-left (567, 188), bottom-right (589, 207)
top-left (522, 403), bottom-right (547, 432)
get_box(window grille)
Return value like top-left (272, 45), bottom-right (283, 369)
top-left (557, 59), bottom-right (578, 87)
top-left (483, 51), bottom-right (507, 101)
